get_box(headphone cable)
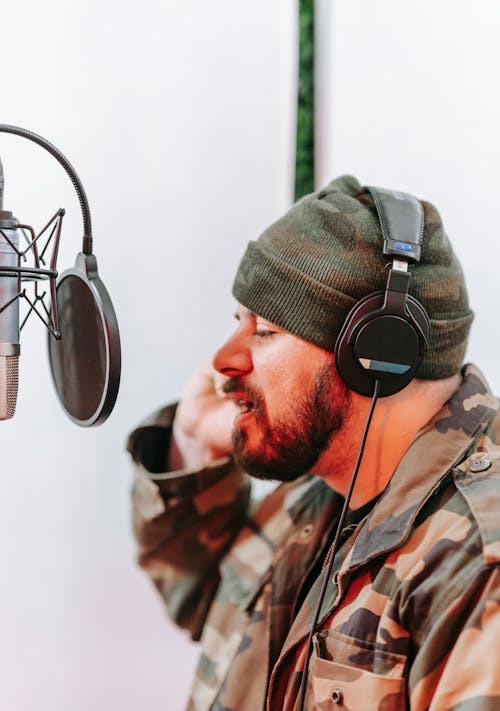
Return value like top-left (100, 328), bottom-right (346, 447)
top-left (297, 378), bottom-right (381, 710)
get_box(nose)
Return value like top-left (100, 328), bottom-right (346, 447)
top-left (213, 330), bottom-right (253, 377)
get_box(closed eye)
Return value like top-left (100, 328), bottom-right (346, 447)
top-left (254, 330), bottom-right (276, 338)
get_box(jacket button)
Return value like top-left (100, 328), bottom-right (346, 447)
top-left (300, 524), bottom-right (313, 538)
top-left (469, 457), bottom-right (492, 473)
top-left (332, 687), bottom-right (344, 704)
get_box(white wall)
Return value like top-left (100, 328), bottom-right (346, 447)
top-left (1, 2), bottom-right (499, 710)
top-left (316, 0), bottom-right (500, 392)
top-left (0, 2), bottom-right (297, 709)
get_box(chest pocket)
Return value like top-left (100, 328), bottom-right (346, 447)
top-left (305, 629), bottom-right (408, 710)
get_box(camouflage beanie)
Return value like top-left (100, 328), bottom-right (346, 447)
top-left (232, 175), bottom-right (473, 379)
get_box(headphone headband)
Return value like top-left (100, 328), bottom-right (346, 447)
top-left (366, 186), bottom-right (424, 263)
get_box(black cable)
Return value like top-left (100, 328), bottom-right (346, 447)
top-left (0, 156), bottom-right (4, 211)
top-left (297, 379), bottom-right (381, 710)
top-left (0, 124), bottom-right (93, 255)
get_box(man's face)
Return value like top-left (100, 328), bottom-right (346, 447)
top-left (213, 304), bottom-right (349, 481)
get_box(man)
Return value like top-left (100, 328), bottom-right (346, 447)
top-left (128, 176), bottom-right (500, 710)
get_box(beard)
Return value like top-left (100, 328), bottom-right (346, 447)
top-left (222, 363), bottom-right (349, 482)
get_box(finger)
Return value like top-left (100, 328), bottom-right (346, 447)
top-left (200, 399), bottom-right (238, 455)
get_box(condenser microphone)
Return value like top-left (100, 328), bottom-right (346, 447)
top-left (0, 158), bottom-right (20, 420)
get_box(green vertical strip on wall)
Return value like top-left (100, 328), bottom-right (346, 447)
top-left (294, 0), bottom-right (315, 201)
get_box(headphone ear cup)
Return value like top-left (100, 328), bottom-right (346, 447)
top-left (335, 292), bottom-right (430, 397)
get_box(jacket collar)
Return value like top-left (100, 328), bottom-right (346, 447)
top-left (344, 364), bottom-right (498, 572)
top-left (219, 476), bottom-right (341, 611)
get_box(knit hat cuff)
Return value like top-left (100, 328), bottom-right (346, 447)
top-left (422, 312), bottom-right (474, 379)
top-left (232, 241), bottom-right (356, 351)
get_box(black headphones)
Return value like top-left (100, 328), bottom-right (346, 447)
top-left (334, 186), bottom-right (431, 398)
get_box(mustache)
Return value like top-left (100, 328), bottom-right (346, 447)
top-left (221, 377), bottom-right (265, 413)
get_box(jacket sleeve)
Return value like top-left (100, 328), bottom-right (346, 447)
top-left (127, 404), bottom-right (252, 641)
top-left (408, 563), bottom-right (500, 709)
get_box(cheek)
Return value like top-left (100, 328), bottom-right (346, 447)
top-left (259, 363), bottom-right (321, 407)
top-left (251, 339), bottom-right (336, 409)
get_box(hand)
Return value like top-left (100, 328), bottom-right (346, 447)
top-left (168, 360), bottom-right (238, 471)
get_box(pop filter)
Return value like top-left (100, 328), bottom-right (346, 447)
top-left (48, 252), bottom-right (120, 427)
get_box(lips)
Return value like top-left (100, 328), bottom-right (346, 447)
top-left (222, 379), bottom-right (263, 423)
top-left (229, 392), bottom-right (254, 414)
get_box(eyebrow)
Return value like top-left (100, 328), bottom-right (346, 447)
top-left (233, 309), bottom-right (257, 322)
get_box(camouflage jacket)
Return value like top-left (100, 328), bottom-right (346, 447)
top-left (128, 365), bottom-right (500, 710)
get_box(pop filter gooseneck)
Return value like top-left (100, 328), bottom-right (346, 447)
top-left (0, 124), bottom-right (121, 426)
